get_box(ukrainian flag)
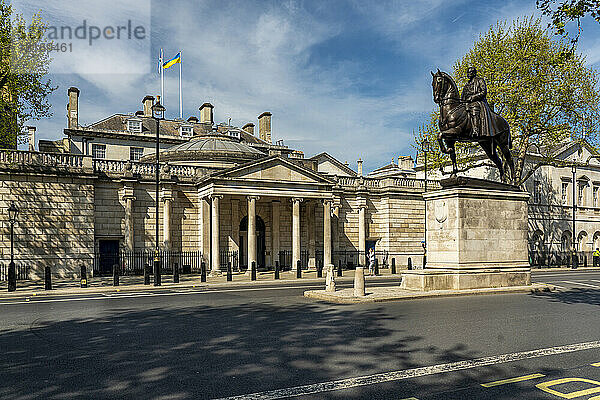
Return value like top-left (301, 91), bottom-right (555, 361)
top-left (163, 52), bottom-right (181, 69)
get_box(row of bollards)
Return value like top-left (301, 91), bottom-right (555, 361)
top-left (6, 256), bottom-right (414, 292)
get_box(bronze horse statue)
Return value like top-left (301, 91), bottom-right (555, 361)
top-left (431, 69), bottom-right (514, 181)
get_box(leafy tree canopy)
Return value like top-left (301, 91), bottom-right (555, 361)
top-left (536, 0), bottom-right (600, 45)
top-left (0, 0), bottom-right (55, 149)
top-left (416, 17), bottom-right (600, 186)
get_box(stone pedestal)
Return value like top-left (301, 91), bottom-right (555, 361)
top-left (401, 177), bottom-right (531, 291)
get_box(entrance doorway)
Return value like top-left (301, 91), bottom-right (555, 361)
top-left (98, 240), bottom-right (119, 276)
top-left (239, 216), bottom-right (266, 269)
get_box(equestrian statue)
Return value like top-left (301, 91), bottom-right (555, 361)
top-left (430, 67), bottom-right (514, 181)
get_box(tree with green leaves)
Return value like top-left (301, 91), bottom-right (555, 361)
top-left (0, 0), bottom-right (55, 149)
top-left (416, 17), bottom-right (600, 186)
top-left (537, 0), bottom-right (600, 45)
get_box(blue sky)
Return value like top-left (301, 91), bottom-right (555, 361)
top-left (14, 0), bottom-right (600, 173)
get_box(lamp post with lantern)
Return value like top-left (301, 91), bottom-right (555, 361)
top-left (7, 202), bottom-right (18, 292)
top-left (151, 100), bottom-right (165, 285)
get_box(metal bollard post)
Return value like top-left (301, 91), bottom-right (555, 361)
top-left (408, 257), bottom-right (413, 270)
top-left (391, 258), bottom-right (396, 274)
top-left (227, 262), bottom-right (232, 282)
top-left (584, 255), bottom-right (588, 268)
top-left (200, 261), bottom-right (207, 282)
top-left (113, 263), bottom-right (119, 286)
top-left (374, 258), bottom-right (379, 276)
top-left (80, 264), bottom-right (88, 288)
top-left (274, 261), bottom-right (280, 280)
top-left (7, 262), bottom-right (16, 292)
top-left (251, 261), bottom-right (257, 281)
top-left (317, 260), bottom-right (323, 278)
top-left (45, 266), bottom-right (52, 290)
top-left (337, 259), bottom-right (342, 277)
top-left (144, 264), bottom-right (150, 285)
top-left (173, 262), bottom-right (179, 283)
top-left (153, 258), bottom-right (161, 286)
top-left (296, 260), bottom-right (302, 278)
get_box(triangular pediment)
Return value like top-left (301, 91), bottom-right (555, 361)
top-left (213, 156), bottom-right (333, 184)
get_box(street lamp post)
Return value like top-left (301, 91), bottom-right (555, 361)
top-left (423, 138), bottom-right (429, 268)
top-left (152, 100), bottom-right (166, 286)
top-left (572, 164), bottom-right (577, 269)
top-left (7, 202), bottom-right (18, 292)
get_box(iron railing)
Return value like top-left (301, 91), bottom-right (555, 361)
top-left (93, 250), bottom-right (203, 276)
top-left (0, 263), bottom-right (31, 281)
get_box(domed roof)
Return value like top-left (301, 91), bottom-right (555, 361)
top-left (142, 133), bottom-right (266, 164)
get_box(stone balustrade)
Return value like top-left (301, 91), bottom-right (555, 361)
top-left (0, 149), bottom-right (90, 169)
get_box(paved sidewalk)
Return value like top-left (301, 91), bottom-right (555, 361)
top-left (304, 283), bottom-right (554, 304)
top-left (0, 269), bottom-right (401, 298)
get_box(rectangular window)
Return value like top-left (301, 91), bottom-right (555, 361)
top-left (562, 182), bottom-right (568, 205)
top-left (534, 180), bottom-right (542, 203)
top-left (128, 120), bottom-right (142, 133)
top-left (180, 125), bottom-right (193, 137)
top-left (91, 143), bottom-right (106, 159)
top-left (594, 186), bottom-right (598, 207)
top-left (578, 183), bottom-right (584, 206)
top-left (129, 147), bottom-right (143, 161)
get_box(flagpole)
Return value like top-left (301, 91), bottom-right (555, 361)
top-left (179, 51), bottom-right (183, 119)
top-left (160, 48), bottom-right (164, 107)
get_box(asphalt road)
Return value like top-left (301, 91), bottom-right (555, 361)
top-left (1, 270), bottom-right (599, 399)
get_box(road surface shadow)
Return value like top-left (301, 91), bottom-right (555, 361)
top-left (0, 299), bottom-right (571, 399)
top-left (531, 288), bottom-right (600, 306)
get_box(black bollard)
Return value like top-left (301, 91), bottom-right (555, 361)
top-left (374, 258), bottom-right (379, 276)
top-left (584, 255), bottom-right (588, 268)
top-left (80, 264), bottom-right (88, 288)
top-left (408, 257), bottom-right (413, 270)
top-left (7, 262), bottom-right (16, 292)
top-left (227, 262), bottom-right (232, 282)
top-left (391, 258), bottom-right (396, 274)
top-left (251, 261), bottom-right (257, 281)
top-left (317, 260), bottom-right (323, 278)
top-left (153, 258), bottom-right (161, 286)
top-left (337, 259), bottom-right (342, 277)
top-left (296, 260), bottom-right (302, 278)
top-left (200, 261), bottom-right (207, 282)
top-left (113, 263), bottom-right (119, 286)
top-left (144, 263), bottom-right (151, 285)
top-left (44, 266), bottom-right (52, 290)
top-left (275, 261), bottom-right (280, 280)
top-left (173, 262), bottom-right (179, 283)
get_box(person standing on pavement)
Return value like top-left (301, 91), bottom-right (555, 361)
top-left (594, 248), bottom-right (600, 268)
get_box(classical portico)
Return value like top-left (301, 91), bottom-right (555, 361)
top-left (197, 156), bottom-right (335, 272)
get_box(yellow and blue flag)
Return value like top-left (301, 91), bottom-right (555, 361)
top-left (163, 52), bottom-right (181, 69)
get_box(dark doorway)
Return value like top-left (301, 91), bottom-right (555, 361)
top-left (98, 240), bottom-right (119, 276)
top-left (239, 216), bottom-right (266, 269)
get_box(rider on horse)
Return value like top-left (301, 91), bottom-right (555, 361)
top-left (461, 67), bottom-right (501, 139)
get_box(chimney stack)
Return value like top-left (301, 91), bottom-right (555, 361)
top-left (142, 95), bottom-right (155, 117)
top-left (258, 111), bottom-right (272, 143)
top-left (398, 155), bottom-right (414, 170)
top-left (357, 158), bottom-right (363, 176)
top-left (199, 103), bottom-right (214, 124)
top-left (242, 123), bottom-right (255, 135)
top-left (27, 126), bottom-right (36, 151)
top-left (67, 87), bottom-right (79, 129)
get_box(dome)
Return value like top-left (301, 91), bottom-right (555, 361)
top-left (142, 133), bottom-right (266, 164)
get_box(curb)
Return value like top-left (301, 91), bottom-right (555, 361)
top-left (303, 284), bottom-right (554, 304)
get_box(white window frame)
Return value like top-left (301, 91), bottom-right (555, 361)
top-left (179, 125), bottom-right (193, 137)
top-left (127, 118), bottom-right (142, 133)
top-left (92, 143), bottom-right (106, 159)
top-left (533, 180), bottom-right (542, 204)
top-left (129, 147), bottom-right (144, 161)
top-left (578, 182), bottom-right (585, 206)
top-left (593, 186), bottom-right (598, 208)
top-left (562, 182), bottom-right (568, 205)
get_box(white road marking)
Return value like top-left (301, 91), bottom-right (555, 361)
top-left (562, 281), bottom-right (600, 289)
top-left (212, 341), bottom-right (600, 400)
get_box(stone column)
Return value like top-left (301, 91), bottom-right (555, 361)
top-left (198, 196), bottom-right (211, 261)
top-left (247, 196), bottom-right (259, 272)
top-left (332, 202), bottom-right (341, 255)
top-left (163, 198), bottom-right (173, 250)
top-left (308, 201), bottom-right (315, 269)
top-left (210, 195), bottom-right (223, 275)
top-left (323, 199), bottom-right (332, 267)
top-left (271, 200), bottom-right (280, 267)
top-left (231, 198), bottom-right (240, 255)
top-left (121, 182), bottom-right (135, 251)
top-left (358, 204), bottom-right (367, 266)
top-left (292, 197), bottom-right (303, 270)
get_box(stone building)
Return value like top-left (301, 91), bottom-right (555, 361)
top-left (0, 88), bottom-right (428, 278)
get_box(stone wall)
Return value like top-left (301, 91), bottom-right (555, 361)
top-left (0, 171), bottom-right (95, 279)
